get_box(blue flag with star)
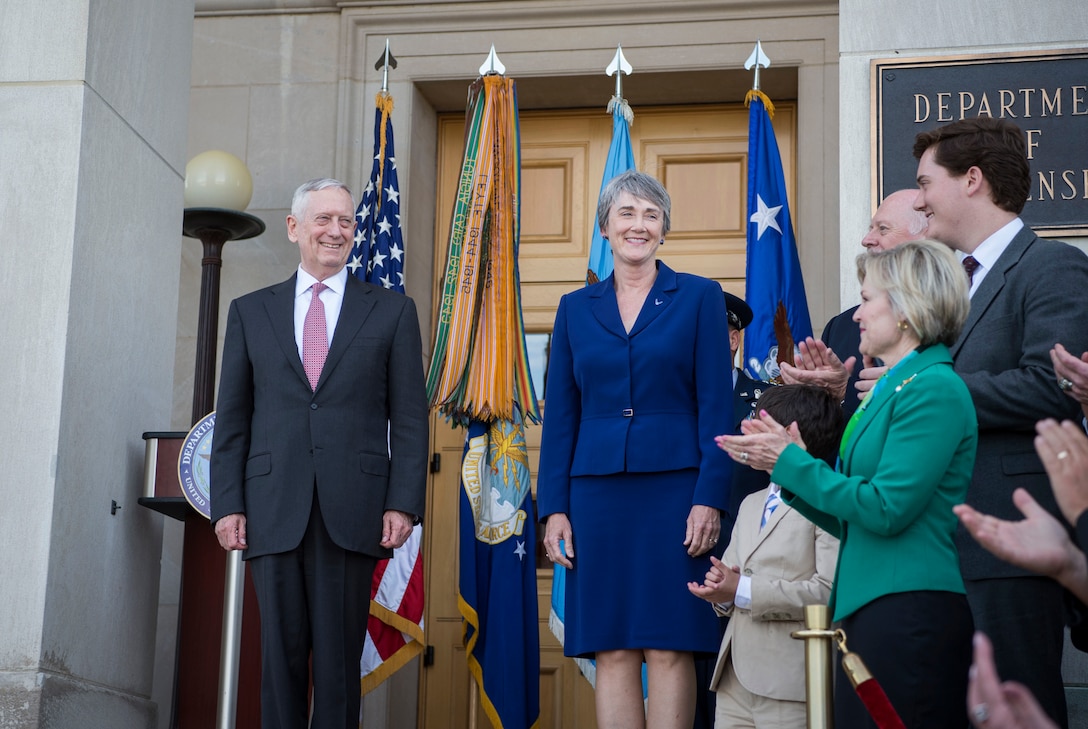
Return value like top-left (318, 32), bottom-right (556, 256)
top-left (459, 415), bottom-right (541, 729)
top-left (585, 103), bottom-right (635, 284)
top-left (743, 91), bottom-right (812, 380)
top-left (349, 94), bottom-right (404, 292)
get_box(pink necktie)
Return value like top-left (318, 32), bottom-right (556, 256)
top-left (303, 282), bottom-right (328, 390)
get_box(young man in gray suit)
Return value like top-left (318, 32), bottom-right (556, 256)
top-left (210, 178), bottom-right (429, 728)
top-left (909, 118), bottom-right (1088, 728)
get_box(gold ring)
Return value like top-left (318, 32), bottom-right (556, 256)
top-left (1058, 451), bottom-right (1070, 460)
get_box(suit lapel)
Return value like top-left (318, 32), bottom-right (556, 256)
top-left (589, 278), bottom-right (627, 339)
top-left (950, 226), bottom-right (1036, 359)
top-left (627, 262), bottom-right (678, 338)
top-left (753, 500), bottom-right (788, 551)
top-left (317, 275), bottom-right (376, 391)
top-left (841, 345), bottom-right (948, 467)
top-left (265, 275), bottom-right (311, 390)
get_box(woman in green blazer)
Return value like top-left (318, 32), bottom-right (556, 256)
top-left (717, 239), bottom-right (978, 729)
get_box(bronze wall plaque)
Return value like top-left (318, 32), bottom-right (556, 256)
top-left (873, 49), bottom-right (1088, 236)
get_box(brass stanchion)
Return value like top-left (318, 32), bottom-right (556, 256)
top-left (792, 604), bottom-right (836, 729)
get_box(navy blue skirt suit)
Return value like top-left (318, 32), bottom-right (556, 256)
top-left (537, 262), bottom-right (734, 657)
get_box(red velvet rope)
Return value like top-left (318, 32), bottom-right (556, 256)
top-left (855, 677), bottom-right (907, 729)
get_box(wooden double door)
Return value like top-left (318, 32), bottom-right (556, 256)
top-left (417, 103), bottom-right (796, 728)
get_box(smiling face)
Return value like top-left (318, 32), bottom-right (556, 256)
top-left (853, 280), bottom-right (916, 366)
top-left (914, 147), bottom-right (971, 252)
top-left (288, 186), bottom-right (356, 280)
top-left (861, 189), bottom-right (927, 251)
top-left (601, 191), bottom-right (664, 269)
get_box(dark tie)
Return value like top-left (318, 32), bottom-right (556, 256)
top-left (962, 255), bottom-right (980, 285)
top-left (303, 282), bottom-right (328, 390)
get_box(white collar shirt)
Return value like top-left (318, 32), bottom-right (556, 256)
top-left (962, 217), bottom-right (1023, 298)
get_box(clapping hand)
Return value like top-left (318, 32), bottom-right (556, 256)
top-left (779, 337), bottom-right (854, 403)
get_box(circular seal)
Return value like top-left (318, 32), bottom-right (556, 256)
top-left (177, 412), bottom-right (215, 519)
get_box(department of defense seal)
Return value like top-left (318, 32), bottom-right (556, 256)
top-left (177, 411), bottom-right (215, 519)
top-left (461, 418), bottom-right (531, 545)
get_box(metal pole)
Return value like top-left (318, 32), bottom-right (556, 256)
top-left (791, 604), bottom-right (836, 729)
top-left (215, 551), bottom-right (246, 729)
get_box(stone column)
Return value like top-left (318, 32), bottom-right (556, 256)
top-left (0, 1), bottom-right (194, 726)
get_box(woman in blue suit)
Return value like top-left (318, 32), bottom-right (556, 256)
top-left (718, 239), bottom-right (977, 728)
top-left (538, 170), bottom-right (733, 729)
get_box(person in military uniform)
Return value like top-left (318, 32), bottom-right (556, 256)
top-left (723, 291), bottom-right (774, 538)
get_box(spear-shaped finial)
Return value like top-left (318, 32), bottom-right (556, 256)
top-left (479, 44), bottom-right (506, 76)
top-left (744, 40), bottom-right (771, 92)
top-left (373, 38), bottom-right (398, 93)
top-left (744, 40), bottom-right (775, 116)
top-left (605, 45), bottom-right (634, 125)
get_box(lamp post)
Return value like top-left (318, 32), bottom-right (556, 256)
top-left (182, 151), bottom-right (265, 424)
top-left (180, 151), bottom-right (263, 729)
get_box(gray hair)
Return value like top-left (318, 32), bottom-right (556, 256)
top-left (596, 170), bottom-right (672, 237)
top-left (290, 178), bottom-right (355, 219)
top-left (856, 239), bottom-right (969, 347)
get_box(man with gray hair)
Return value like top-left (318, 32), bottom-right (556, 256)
top-left (211, 178), bottom-right (429, 728)
top-left (778, 189), bottom-right (928, 416)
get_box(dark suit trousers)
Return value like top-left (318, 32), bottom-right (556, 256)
top-left (965, 576), bottom-right (1069, 728)
top-left (249, 490), bottom-right (377, 729)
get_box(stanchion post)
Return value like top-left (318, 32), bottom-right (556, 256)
top-left (791, 604), bottom-right (836, 729)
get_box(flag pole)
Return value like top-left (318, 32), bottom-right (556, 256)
top-left (479, 44), bottom-right (506, 76)
top-left (374, 38), bottom-right (397, 94)
top-left (605, 45), bottom-right (634, 126)
top-left (744, 39), bottom-right (770, 92)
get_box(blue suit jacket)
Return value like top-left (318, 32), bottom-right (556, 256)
top-left (537, 262), bottom-right (734, 517)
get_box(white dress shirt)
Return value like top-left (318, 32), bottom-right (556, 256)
top-left (961, 217), bottom-right (1023, 298)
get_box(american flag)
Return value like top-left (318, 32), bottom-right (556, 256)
top-left (348, 96), bottom-right (405, 293)
top-left (351, 93), bottom-right (424, 693)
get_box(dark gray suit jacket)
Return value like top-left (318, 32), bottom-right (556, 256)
top-left (952, 225), bottom-right (1088, 579)
top-left (210, 273), bottom-right (429, 560)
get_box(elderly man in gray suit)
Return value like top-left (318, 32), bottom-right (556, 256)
top-left (904, 118), bottom-right (1088, 728)
top-left (210, 178), bottom-right (429, 729)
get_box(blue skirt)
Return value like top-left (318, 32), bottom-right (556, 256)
top-left (563, 469), bottom-right (721, 658)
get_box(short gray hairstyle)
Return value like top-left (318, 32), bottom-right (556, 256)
top-left (290, 178), bottom-right (355, 219)
top-left (856, 239), bottom-right (970, 347)
top-left (596, 170), bottom-right (672, 237)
